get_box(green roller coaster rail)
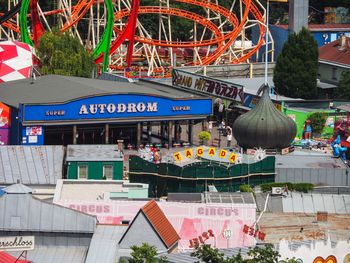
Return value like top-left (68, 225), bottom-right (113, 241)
top-left (19, 0), bottom-right (114, 72)
top-left (19, 0), bottom-right (33, 46)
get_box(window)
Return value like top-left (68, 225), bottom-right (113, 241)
top-left (332, 67), bottom-right (337, 80)
top-left (78, 165), bottom-right (88, 179)
top-left (103, 165), bottom-right (113, 180)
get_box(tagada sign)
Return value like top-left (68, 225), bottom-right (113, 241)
top-left (0, 236), bottom-right (35, 251)
top-left (172, 69), bottom-right (244, 103)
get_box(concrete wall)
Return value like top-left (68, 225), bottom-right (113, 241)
top-left (289, 0), bottom-right (309, 33)
top-left (276, 167), bottom-right (350, 186)
top-left (318, 63), bottom-right (350, 85)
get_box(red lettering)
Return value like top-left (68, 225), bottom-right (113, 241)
top-left (202, 232), bottom-right (209, 239)
top-left (96, 206), bottom-right (102, 213)
top-left (81, 205), bottom-right (87, 213)
top-left (249, 227), bottom-right (255, 236)
top-left (225, 209), bottom-right (231, 216)
top-left (89, 205), bottom-right (95, 213)
top-left (258, 232), bottom-right (266, 241)
top-left (104, 206), bottom-right (110, 213)
top-left (210, 207), bottom-right (216, 216)
top-left (217, 208), bottom-right (224, 215)
top-left (198, 207), bottom-right (204, 215)
top-left (69, 205), bottom-right (76, 209)
top-left (198, 236), bottom-right (204, 244)
top-left (243, 225), bottom-right (249, 234)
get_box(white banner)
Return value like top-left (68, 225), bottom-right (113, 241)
top-left (0, 236), bottom-right (35, 251)
top-left (55, 200), bottom-right (256, 250)
top-left (172, 69), bottom-right (244, 103)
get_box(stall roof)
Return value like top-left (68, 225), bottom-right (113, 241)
top-left (9, 246), bottom-right (88, 263)
top-left (85, 225), bottom-right (127, 263)
top-left (0, 186), bottom-right (97, 233)
top-left (66, 145), bottom-right (123, 162)
top-left (0, 75), bottom-right (207, 108)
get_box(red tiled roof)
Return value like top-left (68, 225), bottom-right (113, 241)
top-left (274, 24), bottom-right (350, 31)
top-left (0, 251), bottom-right (31, 263)
top-left (319, 37), bottom-right (350, 66)
top-left (141, 200), bottom-right (180, 249)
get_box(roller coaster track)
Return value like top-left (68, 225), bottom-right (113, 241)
top-left (1, 0), bottom-right (267, 74)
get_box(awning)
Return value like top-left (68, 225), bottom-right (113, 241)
top-left (317, 81), bottom-right (337, 89)
top-left (0, 251), bottom-right (31, 263)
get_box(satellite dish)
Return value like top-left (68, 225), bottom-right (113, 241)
top-left (344, 254), bottom-right (350, 263)
top-left (254, 148), bottom-right (266, 162)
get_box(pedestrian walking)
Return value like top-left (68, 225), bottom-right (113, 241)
top-left (226, 126), bottom-right (232, 147)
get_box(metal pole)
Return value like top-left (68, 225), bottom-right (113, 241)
top-left (264, 1), bottom-right (269, 86)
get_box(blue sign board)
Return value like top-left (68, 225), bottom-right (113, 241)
top-left (313, 32), bottom-right (350, 47)
top-left (21, 126), bottom-right (44, 145)
top-left (21, 94), bottom-right (212, 124)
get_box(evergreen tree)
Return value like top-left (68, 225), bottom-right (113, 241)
top-left (36, 30), bottom-right (94, 78)
top-left (273, 27), bottom-right (319, 99)
top-left (336, 71), bottom-right (350, 99)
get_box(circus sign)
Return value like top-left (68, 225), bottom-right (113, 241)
top-left (172, 69), bottom-right (244, 103)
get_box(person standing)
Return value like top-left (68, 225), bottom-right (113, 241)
top-left (226, 126), bottom-right (232, 147)
top-left (208, 121), bottom-right (213, 133)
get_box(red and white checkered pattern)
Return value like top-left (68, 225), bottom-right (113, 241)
top-left (0, 40), bottom-right (33, 83)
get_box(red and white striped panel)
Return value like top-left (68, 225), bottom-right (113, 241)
top-left (0, 40), bottom-right (33, 83)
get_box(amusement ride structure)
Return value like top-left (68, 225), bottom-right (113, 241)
top-left (0, 0), bottom-right (269, 77)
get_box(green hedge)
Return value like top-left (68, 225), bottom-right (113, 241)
top-left (239, 184), bottom-right (254, 193)
top-left (260, 182), bottom-right (314, 193)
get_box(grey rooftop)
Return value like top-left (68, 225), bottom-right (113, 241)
top-left (0, 74), bottom-right (207, 107)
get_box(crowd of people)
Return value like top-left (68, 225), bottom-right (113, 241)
top-left (138, 145), bottom-right (161, 163)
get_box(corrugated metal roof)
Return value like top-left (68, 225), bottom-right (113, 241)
top-left (0, 75), bottom-right (206, 108)
top-left (9, 246), bottom-right (88, 263)
top-left (282, 192), bottom-right (350, 214)
top-left (205, 192), bottom-right (256, 204)
top-left (275, 151), bottom-right (347, 169)
top-left (275, 24), bottom-right (350, 31)
top-left (165, 247), bottom-right (252, 263)
top-left (0, 146), bottom-right (64, 185)
top-left (66, 145), bottom-right (123, 161)
top-left (141, 199), bottom-right (180, 249)
top-left (85, 225), bottom-right (127, 263)
top-left (0, 193), bottom-right (96, 232)
top-left (3, 183), bottom-right (33, 194)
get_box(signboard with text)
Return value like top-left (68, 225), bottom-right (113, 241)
top-left (172, 69), bottom-right (244, 103)
top-left (0, 236), bottom-right (35, 251)
top-left (21, 94), bottom-right (212, 124)
top-left (22, 126), bottom-right (44, 145)
top-left (55, 200), bottom-right (256, 250)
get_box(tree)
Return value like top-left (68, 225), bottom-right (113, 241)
top-left (273, 27), bottom-right (319, 99)
top-left (246, 244), bottom-right (280, 263)
top-left (36, 30), bottom-right (94, 77)
top-left (308, 112), bottom-right (327, 136)
top-left (335, 71), bottom-right (350, 99)
top-left (191, 243), bottom-right (298, 263)
top-left (191, 244), bottom-right (245, 263)
top-left (125, 243), bottom-right (167, 263)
